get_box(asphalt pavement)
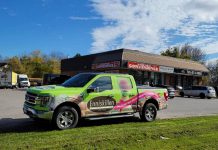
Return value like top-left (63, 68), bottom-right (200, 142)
top-left (0, 89), bottom-right (218, 132)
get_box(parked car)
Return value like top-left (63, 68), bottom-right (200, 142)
top-left (180, 86), bottom-right (216, 99)
top-left (155, 85), bottom-right (175, 99)
top-left (213, 86), bottom-right (218, 97)
top-left (24, 73), bottom-right (168, 130)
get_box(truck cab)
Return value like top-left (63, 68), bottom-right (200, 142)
top-left (18, 74), bottom-right (30, 88)
top-left (23, 73), bottom-right (168, 129)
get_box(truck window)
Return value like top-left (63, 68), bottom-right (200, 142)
top-left (117, 77), bottom-right (133, 90)
top-left (89, 76), bottom-right (112, 92)
top-left (61, 74), bottom-right (96, 87)
top-left (192, 86), bottom-right (198, 90)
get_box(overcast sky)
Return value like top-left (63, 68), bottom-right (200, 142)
top-left (1, 0), bottom-right (218, 61)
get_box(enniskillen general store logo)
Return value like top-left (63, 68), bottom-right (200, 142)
top-left (88, 96), bottom-right (116, 112)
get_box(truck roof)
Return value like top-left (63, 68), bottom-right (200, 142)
top-left (79, 72), bottom-right (132, 77)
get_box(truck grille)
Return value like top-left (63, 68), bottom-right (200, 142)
top-left (25, 92), bottom-right (38, 104)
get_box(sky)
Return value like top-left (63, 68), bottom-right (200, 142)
top-left (1, 0), bottom-right (218, 61)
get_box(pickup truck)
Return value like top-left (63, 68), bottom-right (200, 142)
top-left (23, 73), bottom-right (168, 130)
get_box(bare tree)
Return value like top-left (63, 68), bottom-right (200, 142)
top-left (207, 61), bottom-right (218, 86)
top-left (181, 43), bottom-right (206, 63)
top-left (161, 43), bottom-right (206, 64)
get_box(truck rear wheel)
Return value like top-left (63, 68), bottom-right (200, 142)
top-left (53, 106), bottom-right (79, 130)
top-left (140, 103), bottom-right (157, 122)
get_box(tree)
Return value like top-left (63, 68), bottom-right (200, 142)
top-left (49, 51), bottom-right (66, 60)
top-left (7, 50), bottom-right (62, 78)
top-left (161, 46), bottom-right (180, 58)
top-left (207, 61), bottom-right (218, 86)
top-left (161, 43), bottom-right (206, 63)
top-left (73, 53), bottom-right (81, 58)
top-left (7, 57), bottom-right (25, 74)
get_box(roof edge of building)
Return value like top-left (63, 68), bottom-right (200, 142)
top-left (61, 48), bottom-right (125, 61)
top-left (122, 48), bottom-right (209, 72)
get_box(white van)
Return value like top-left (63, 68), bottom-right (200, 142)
top-left (18, 74), bottom-right (30, 88)
top-left (180, 86), bottom-right (216, 99)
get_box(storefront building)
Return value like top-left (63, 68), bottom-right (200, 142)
top-left (61, 49), bottom-right (209, 87)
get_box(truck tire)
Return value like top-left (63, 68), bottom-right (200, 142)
top-left (200, 93), bottom-right (205, 99)
top-left (140, 103), bottom-right (157, 122)
top-left (53, 106), bottom-right (79, 130)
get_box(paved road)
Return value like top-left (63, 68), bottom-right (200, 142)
top-left (0, 89), bottom-right (27, 119)
top-left (158, 97), bottom-right (218, 119)
top-left (0, 89), bottom-right (218, 132)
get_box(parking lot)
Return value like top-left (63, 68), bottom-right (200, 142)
top-left (0, 89), bottom-right (218, 131)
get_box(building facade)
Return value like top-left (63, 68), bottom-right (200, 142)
top-left (61, 49), bottom-right (209, 87)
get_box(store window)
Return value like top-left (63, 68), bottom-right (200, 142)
top-left (128, 70), bottom-right (143, 85)
top-left (154, 73), bottom-right (162, 85)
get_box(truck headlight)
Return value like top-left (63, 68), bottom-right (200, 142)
top-left (40, 96), bottom-right (52, 106)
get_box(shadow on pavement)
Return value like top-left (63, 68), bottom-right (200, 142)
top-left (0, 118), bottom-right (52, 133)
top-left (0, 116), bottom-right (140, 133)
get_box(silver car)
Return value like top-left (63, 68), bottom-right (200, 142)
top-left (180, 86), bottom-right (216, 99)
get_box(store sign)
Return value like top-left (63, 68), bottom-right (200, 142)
top-left (187, 70), bottom-right (202, 76)
top-left (174, 69), bottom-right (203, 76)
top-left (92, 61), bottom-right (120, 69)
top-left (159, 66), bottom-right (174, 73)
top-left (128, 62), bottom-right (159, 72)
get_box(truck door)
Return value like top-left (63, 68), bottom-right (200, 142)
top-left (114, 76), bottom-right (138, 113)
top-left (84, 76), bottom-right (118, 116)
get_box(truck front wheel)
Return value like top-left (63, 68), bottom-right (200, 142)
top-left (53, 106), bottom-right (79, 130)
top-left (140, 103), bottom-right (157, 122)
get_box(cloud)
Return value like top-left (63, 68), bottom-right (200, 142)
top-left (206, 57), bottom-right (218, 65)
top-left (90, 0), bottom-right (218, 54)
top-left (184, 0), bottom-right (218, 22)
top-left (202, 41), bottom-right (218, 54)
top-left (69, 16), bottom-right (100, 21)
top-left (1, 7), bottom-right (16, 16)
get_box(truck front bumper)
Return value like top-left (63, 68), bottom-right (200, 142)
top-left (23, 104), bottom-right (53, 120)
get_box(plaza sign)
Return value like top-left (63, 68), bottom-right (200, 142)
top-left (159, 66), bottom-right (174, 73)
top-left (92, 61), bottom-right (120, 69)
top-left (128, 62), bottom-right (159, 72)
top-left (128, 62), bottom-right (175, 73)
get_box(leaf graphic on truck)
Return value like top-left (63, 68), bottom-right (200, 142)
top-left (114, 91), bottom-right (160, 111)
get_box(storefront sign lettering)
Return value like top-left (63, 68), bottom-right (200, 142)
top-left (92, 61), bottom-right (120, 69)
top-left (174, 69), bottom-right (203, 76)
top-left (159, 66), bottom-right (174, 73)
top-left (128, 62), bottom-right (159, 72)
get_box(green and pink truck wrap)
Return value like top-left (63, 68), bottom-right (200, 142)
top-left (23, 73), bottom-right (168, 129)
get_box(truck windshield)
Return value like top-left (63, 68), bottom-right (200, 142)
top-left (61, 74), bottom-right (96, 87)
top-left (20, 78), bottom-right (28, 81)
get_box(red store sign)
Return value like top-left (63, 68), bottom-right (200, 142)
top-left (92, 61), bottom-right (120, 69)
top-left (128, 62), bottom-right (160, 72)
